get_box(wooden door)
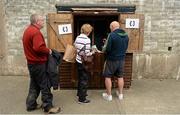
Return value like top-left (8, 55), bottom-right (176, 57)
top-left (119, 14), bottom-right (144, 52)
top-left (47, 13), bottom-right (73, 51)
top-left (47, 13), bottom-right (76, 88)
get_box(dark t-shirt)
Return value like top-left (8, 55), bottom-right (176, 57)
top-left (105, 29), bottom-right (129, 61)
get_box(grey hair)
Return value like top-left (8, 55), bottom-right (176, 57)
top-left (30, 14), bottom-right (40, 24)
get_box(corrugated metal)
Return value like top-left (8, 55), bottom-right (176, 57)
top-left (59, 61), bottom-right (73, 88)
top-left (59, 53), bottom-right (133, 89)
top-left (124, 53), bottom-right (133, 88)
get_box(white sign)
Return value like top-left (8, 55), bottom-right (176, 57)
top-left (125, 19), bottom-right (139, 28)
top-left (58, 24), bottom-right (72, 35)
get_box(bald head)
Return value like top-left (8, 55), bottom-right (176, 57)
top-left (110, 21), bottom-right (120, 32)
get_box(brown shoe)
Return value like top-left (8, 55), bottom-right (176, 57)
top-left (48, 107), bottom-right (61, 114)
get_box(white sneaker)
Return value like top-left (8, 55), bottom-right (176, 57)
top-left (102, 93), bottom-right (112, 101)
top-left (116, 91), bottom-right (123, 100)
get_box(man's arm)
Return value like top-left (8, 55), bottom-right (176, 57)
top-left (33, 33), bottom-right (50, 55)
top-left (125, 35), bottom-right (129, 51)
top-left (104, 35), bottom-right (112, 53)
top-left (102, 34), bottom-right (111, 52)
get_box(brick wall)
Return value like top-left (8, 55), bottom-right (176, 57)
top-left (0, 0), bottom-right (179, 79)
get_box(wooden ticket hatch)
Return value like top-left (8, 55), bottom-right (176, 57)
top-left (47, 4), bottom-right (144, 89)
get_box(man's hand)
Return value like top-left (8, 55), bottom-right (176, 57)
top-left (49, 49), bottom-right (52, 55)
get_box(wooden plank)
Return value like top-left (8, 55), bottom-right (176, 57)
top-left (47, 13), bottom-right (57, 50)
top-left (119, 14), bottom-right (144, 52)
top-left (47, 13), bottom-right (73, 52)
top-left (55, 4), bottom-right (136, 13)
top-left (47, 13), bottom-right (75, 88)
top-left (72, 8), bottom-right (118, 11)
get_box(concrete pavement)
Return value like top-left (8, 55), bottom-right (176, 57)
top-left (0, 76), bottom-right (180, 114)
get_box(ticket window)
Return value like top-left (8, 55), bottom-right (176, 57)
top-left (74, 15), bottom-right (119, 51)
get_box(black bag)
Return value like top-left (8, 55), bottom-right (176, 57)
top-left (79, 46), bottom-right (94, 72)
top-left (81, 55), bottom-right (94, 72)
top-left (81, 54), bottom-right (93, 63)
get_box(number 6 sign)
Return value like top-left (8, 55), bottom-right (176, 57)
top-left (125, 19), bottom-right (139, 28)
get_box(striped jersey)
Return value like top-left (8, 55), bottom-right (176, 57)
top-left (74, 34), bottom-right (92, 63)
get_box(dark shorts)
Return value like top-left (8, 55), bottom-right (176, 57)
top-left (102, 59), bottom-right (125, 78)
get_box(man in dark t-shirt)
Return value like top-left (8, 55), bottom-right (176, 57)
top-left (102, 21), bottom-right (129, 101)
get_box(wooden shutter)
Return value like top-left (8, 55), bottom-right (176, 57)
top-left (47, 13), bottom-right (75, 88)
top-left (119, 14), bottom-right (144, 52)
top-left (47, 13), bottom-right (73, 52)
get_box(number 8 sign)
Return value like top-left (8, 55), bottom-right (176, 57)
top-left (125, 19), bottom-right (139, 28)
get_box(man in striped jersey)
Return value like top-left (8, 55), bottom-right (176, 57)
top-left (74, 24), bottom-right (94, 104)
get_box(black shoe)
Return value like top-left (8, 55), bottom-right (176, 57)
top-left (27, 104), bottom-right (42, 112)
top-left (78, 99), bottom-right (90, 104)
